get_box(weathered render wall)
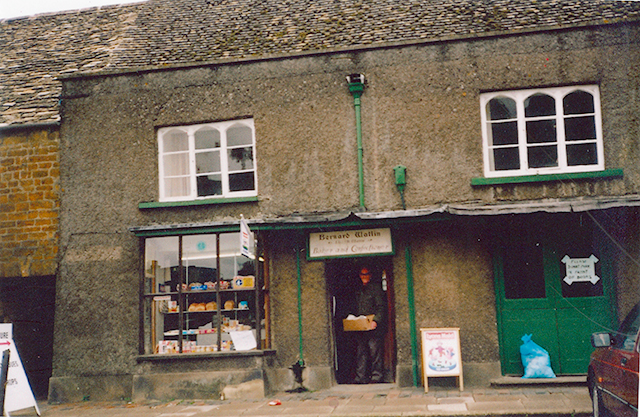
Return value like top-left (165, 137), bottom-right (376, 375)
top-left (59, 24), bottom-right (640, 225)
top-left (54, 22), bottom-right (640, 398)
top-left (391, 220), bottom-right (498, 385)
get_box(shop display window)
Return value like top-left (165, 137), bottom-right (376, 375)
top-left (142, 232), bottom-right (267, 355)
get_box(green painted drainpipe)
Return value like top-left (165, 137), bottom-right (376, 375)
top-left (395, 167), bottom-right (419, 387)
top-left (347, 74), bottom-right (366, 210)
top-left (296, 241), bottom-right (304, 365)
top-left (406, 245), bottom-right (419, 386)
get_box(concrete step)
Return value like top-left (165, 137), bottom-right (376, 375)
top-left (491, 375), bottom-right (587, 387)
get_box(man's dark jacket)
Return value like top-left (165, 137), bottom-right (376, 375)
top-left (355, 281), bottom-right (387, 335)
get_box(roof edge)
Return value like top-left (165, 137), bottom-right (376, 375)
top-left (129, 195), bottom-right (640, 235)
top-left (0, 121), bottom-right (60, 134)
top-left (59, 17), bottom-right (640, 82)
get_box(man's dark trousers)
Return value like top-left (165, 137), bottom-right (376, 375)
top-left (355, 332), bottom-right (383, 383)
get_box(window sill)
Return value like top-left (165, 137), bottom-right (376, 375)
top-left (471, 169), bottom-right (623, 186)
top-left (139, 196), bottom-right (259, 209)
top-left (137, 349), bottom-right (276, 362)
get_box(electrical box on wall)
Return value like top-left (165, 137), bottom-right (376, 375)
top-left (394, 165), bottom-right (407, 190)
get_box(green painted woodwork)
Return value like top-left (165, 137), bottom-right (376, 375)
top-left (348, 79), bottom-right (366, 210)
top-left (555, 306), bottom-right (613, 374)
top-left (494, 215), bottom-right (616, 376)
top-left (471, 168), bottom-right (623, 186)
top-left (501, 309), bottom-right (558, 375)
top-left (405, 244), bottom-right (419, 387)
top-left (138, 196), bottom-right (259, 209)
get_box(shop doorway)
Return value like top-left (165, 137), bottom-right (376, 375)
top-left (494, 215), bottom-right (616, 375)
top-left (325, 257), bottom-right (396, 384)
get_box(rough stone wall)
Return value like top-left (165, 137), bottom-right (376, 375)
top-left (0, 126), bottom-right (59, 278)
top-left (59, 24), bottom-right (640, 221)
top-left (267, 232), bottom-right (332, 368)
top-left (392, 222), bottom-right (497, 366)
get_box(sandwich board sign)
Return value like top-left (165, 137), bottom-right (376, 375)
top-left (420, 328), bottom-right (463, 392)
top-left (0, 323), bottom-right (40, 416)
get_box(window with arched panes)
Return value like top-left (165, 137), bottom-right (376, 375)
top-left (158, 119), bottom-right (257, 201)
top-left (480, 86), bottom-right (604, 177)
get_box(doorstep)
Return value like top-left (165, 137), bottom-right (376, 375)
top-left (491, 375), bottom-right (587, 387)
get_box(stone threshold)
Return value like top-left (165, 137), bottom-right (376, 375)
top-left (491, 375), bottom-right (587, 387)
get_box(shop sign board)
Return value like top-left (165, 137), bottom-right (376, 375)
top-left (420, 328), bottom-right (463, 392)
top-left (0, 324), bottom-right (40, 416)
top-left (308, 228), bottom-right (393, 260)
top-left (562, 255), bottom-right (600, 285)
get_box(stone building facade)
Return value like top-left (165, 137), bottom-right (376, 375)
top-left (3, 0), bottom-right (640, 403)
top-left (0, 3), bottom-right (144, 398)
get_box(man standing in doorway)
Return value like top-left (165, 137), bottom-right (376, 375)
top-left (353, 265), bottom-right (386, 384)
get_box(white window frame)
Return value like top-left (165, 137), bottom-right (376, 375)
top-left (480, 85), bottom-right (604, 178)
top-left (158, 119), bottom-right (257, 202)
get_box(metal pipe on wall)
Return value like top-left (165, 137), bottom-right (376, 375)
top-left (347, 74), bottom-right (366, 210)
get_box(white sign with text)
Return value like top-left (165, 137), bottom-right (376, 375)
top-left (0, 324), bottom-right (40, 416)
top-left (562, 255), bottom-right (600, 285)
top-left (308, 228), bottom-right (393, 259)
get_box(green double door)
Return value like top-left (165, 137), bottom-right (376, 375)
top-left (495, 215), bottom-right (616, 376)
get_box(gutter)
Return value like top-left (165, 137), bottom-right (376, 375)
top-left (0, 121), bottom-right (60, 134)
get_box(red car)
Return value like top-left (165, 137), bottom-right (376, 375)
top-left (588, 302), bottom-right (639, 417)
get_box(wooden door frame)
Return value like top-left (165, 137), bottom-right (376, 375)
top-left (325, 256), bottom-right (396, 383)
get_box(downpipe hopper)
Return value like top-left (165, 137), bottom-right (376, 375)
top-left (346, 73), bottom-right (365, 96)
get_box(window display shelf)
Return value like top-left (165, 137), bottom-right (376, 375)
top-left (164, 329), bottom-right (217, 336)
top-left (163, 308), bottom-right (252, 315)
top-left (163, 326), bottom-right (253, 337)
top-left (144, 287), bottom-right (255, 297)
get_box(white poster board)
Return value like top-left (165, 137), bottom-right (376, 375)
top-left (229, 330), bottom-right (257, 351)
top-left (420, 328), bottom-right (463, 392)
top-left (0, 324), bottom-right (40, 416)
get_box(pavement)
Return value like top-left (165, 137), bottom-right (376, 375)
top-left (10, 381), bottom-right (592, 417)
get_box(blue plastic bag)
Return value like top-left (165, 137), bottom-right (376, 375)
top-left (519, 334), bottom-right (556, 378)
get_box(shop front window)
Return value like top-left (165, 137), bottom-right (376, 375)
top-left (142, 232), bottom-right (266, 355)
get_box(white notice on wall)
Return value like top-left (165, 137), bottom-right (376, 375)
top-left (562, 255), bottom-right (600, 285)
top-left (229, 330), bottom-right (257, 351)
top-left (0, 324), bottom-right (40, 416)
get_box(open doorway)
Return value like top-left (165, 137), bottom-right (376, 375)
top-left (325, 257), bottom-right (396, 384)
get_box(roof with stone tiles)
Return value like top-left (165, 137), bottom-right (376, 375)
top-left (2, 0), bottom-right (640, 126)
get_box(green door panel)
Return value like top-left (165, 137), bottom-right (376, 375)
top-left (501, 309), bottom-right (559, 375)
top-left (555, 304), bottom-right (613, 374)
